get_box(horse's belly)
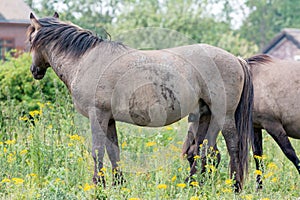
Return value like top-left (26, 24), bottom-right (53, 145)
top-left (111, 83), bottom-right (198, 127)
top-left (113, 103), bottom-right (185, 127)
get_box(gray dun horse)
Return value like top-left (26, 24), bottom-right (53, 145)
top-left (183, 54), bottom-right (300, 189)
top-left (247, 54), bottom-right (300, 188)
top-left (27, 12), bottom-right (254, 192)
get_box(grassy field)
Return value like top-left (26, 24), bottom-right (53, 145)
top-left (0, 89), bottom-right (300, 200)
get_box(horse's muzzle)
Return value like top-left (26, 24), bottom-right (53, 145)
top-left (30, 64), bottom-right (46, 80)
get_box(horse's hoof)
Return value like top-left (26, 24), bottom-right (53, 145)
top-left (256, 181), bottom-right (263, 191)
top-left (112, 171), bottom-right (126, 186)
top-left (233, 182), bottom-right (242, 193)
top-left (255, 176), bottom-right (263, 191)
top-left (93, 176), bottom-right (106, 188)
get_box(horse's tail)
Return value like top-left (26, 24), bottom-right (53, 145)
top-left (235, 57), bottom-right (254, 188)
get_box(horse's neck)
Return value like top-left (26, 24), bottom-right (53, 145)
top-left (47, 50), bottom-right (77, 90)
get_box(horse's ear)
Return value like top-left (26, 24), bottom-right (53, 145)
top-left (53, 12), bottom-right (59, 19)
top-left (30, 13), bottom-right (41, 30)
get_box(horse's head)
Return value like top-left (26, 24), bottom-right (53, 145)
top-left (27, 12), bottom-right (59, 80)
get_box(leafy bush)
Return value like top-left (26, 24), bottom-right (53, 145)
top-left (0, 52), bottom-right (69, 110)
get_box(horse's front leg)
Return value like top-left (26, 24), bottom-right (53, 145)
top-left (106, 119), bottom-right (125, 185)
top-left (90, 109), bottom-right (111, 187)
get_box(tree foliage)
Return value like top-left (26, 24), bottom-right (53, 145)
top-left (240, 0), bottom-right (300, 50)
top-left (25, 0), bottom-right (258, 56)
top-left (0, 53), bottom-right (68, 110)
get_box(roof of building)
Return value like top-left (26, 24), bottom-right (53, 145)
top-left (0, 0), bottom-right (33, 23)
top-left (262, 28), bottom-right (300, 53)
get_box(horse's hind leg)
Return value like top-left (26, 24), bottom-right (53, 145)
top-left (221, 116), bottom-right (245, 192)
top-left (184, 113), bottom-right (210, 180)
top-left (263, 122), bottom-right (300, 174)
top-left (106, 119), bottom-right (125, 185)
top-left (252, 127), bottom-right (263, 190)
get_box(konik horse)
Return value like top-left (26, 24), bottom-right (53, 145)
top-left (183, 54), bottom-right (300, 189)
top-left (27, 12), bottom-right (253, 191)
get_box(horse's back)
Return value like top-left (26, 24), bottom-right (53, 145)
top-left (251, 58), bottom-right (300, 138)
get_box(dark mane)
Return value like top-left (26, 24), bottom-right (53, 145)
top-left (28, 17), bottom-right (104, 58)
top-left (246, 54), bottom-right (274, 66)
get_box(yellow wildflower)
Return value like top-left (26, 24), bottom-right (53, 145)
top-left (194, 155), bottom-right (201, 160)
top-left (261, 198), bottom-right (270, 200)
top-left (20, 149), bottom-right (28, 155)
top-left (68, 134), bottom-right (83, 142)
top-left (37, 102), bottom-right (45, 109)
top-left (146, 141), bottom-right (156, 147)
top-left (29, 173), bottom-right (37, 177)
top-left (157, 184), bottom-right (167, 189)
top-left (242, 194), bottom-right (253, 200)
top-left (254, 155), bottom-right (262, 160)
top-left (121, 187), bottom-right (131, 193)
top-left (190, 181), bottom-right (199, 187)
top-left (225, 179), bottom-right (233, 185)
top-left (176, 141), bottom-right (183, 145)
top-left (206, 164), bottom-right (217, 173)
top-left (222, 188), bottom-right (233, 193)
top-left (129, 198), bottom-right (140, 200)
top-left (168, 137), bottom-right (173, 140)
top-left (122, 141), bottom-right (127, 148)
top-left (0, 142), bottom-right (2, 145)
top-left (271, 177), bottom-right (277, 183)
top-left (171, 175), bottom-right (177, 182)
top-left (29, 110), bottom-right (40, 117)
top-left (165, 126), bottom-right (173, 131)
top-left (12, 178), bottom-right (24, 185)
top-left (261, 154), bottom-right (267, 159)
top-left (97, 168), bottom-right (106, 177)
top-left (202, 139), bottom-right (208, 145)
top-left (267, 162), bottom-right (278, 170)
top-left (19, 116), bottom-right (29, 121)
top-left (3, 147), bottom-right (7, 153)
top-left (176, 183), bottom-right (186, 188)
top-left (255, 170), bottom-right (263, 176)
top-left (68, 143), bottom-right (74, 147)
top-left (190, 196), bottom-right (200, 200)
top-left (48, 124), bottom-right (53, 129)
top-left (83, 183), bottom-right (94, 191)
top-left (264, 172), bottom-right (273, 179)
top-left (5, 139), bottom-right (16, 145)
top-left (1, 178), bottom-right (11, 183)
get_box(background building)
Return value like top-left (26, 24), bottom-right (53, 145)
top-left (0, 0), bottom-right (33, 60)
top-left (262, 28), bottom-right (300, 61)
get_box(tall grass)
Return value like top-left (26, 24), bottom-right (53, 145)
top-left (0, 84), bottom-right (299, 199)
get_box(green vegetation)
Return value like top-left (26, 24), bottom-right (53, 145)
top-left (0, 53), bottom-right (67, 111)
top-left (1, 0), bottom-right (300, 199)
top-left (0, 86), bottom-right (299, 199)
